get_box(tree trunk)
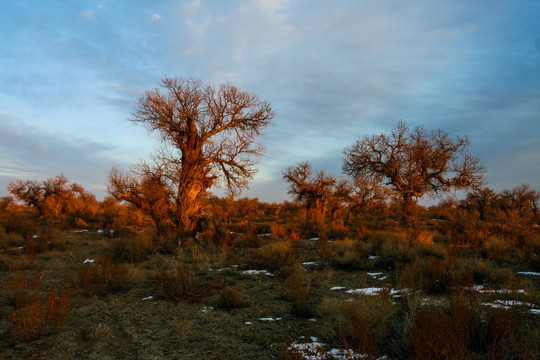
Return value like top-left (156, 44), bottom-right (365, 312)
top-left (401, 193), bottom-right (416, 227)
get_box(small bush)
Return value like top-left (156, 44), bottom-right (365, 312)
top-left (252, 239), bottom-right (299, 271)
top-left (219, 285), bottom-right (243, 309)
top-left (8, 274), bottom-right (71, 341)
top-left (411, 309), bottom-right (470, 360)
top-left (111, 232), bottom-right (154, 262)
top-left (154, 265), bottom-right (220, 303)
top-left (398, 256), bottom-right (451, 295)
top-left (283, 264), bottom-right (312, 317)
top-left (68, 254), bottom-right (130, 297)
top-left (317, 293), bottom-right (395, 357)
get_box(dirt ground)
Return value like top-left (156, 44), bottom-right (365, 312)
top-left (1, 232), bottom-right (538, 359)
top-left (0, 233), bottom-right (355, 359)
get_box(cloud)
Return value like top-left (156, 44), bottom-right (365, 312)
top-left (0, 111), bottom-right (131, 199)
top-left (0, 0), bottom-right (538, 204)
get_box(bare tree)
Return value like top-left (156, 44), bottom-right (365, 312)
top-left (343, 121), bottom-right (484, 225)
top-left (462, 187), bottom-right (496, 221)
top-left (282, 162), bottom-right (337, 228)
top-left (497, 183), bottom-right (539, 220)
top-left (8, 175), bottom-right (98, 227)
top-left (108, 166), bottom-right (173, 236)
top-left (342, 177), bottom-right (393, 224)
top-left (111, 77), bottom-right (274, 234)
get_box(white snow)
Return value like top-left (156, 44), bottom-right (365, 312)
top-left (309, 237), bottom-right (319, 241)
top-left (201, 306), bottom-right (213, 313)
top-left (83, 258), bottom-right (94, 264)
top-left (287, 340), bottom-right (384, 359)
top-left (243, 269), bottom-right (273, 277)
top-left (345, 287), bottom-right (400, 296)
top-left (468, 285), bottom-right (526, 294)
top-left (368, 255), bottom-right (379, 260)
top-left (258, 317), bottom-right (282, 321)
top-left (302, 261), bottom-right (318, 266)
top-left (244, 321), bottom-right (252, 325)
top-left (142, 296), bottom-right (153, 301)
top-left (346, 287), bottom-right (383, 295)
top-left (367, 272), bottom-right (387, 280)
top-left (517, 271), bottom-right (540, 276)
top-left (330, 286), bottom-right (346, 291)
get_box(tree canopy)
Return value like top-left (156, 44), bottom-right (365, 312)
top-left (109, 77), bottom-right (274, 234)
top-left (343, 121), bottom-right (485, 224)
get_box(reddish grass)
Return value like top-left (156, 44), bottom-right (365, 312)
top-left (8, 274), bottom-right (71, 341)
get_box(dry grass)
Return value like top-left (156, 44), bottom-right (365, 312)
top-left (252, 239), bottom-right (299, 271)
top-left (110, 232), bottom-right (154, 262)
top-left (68, 254), bottom-right (130, 297)
top-left (219, 285), bottom-right (243, 309)
top-left (8, 274), bottom-right (71, 341)
top-left (154, 265), bottom-right (220, 303)
top-left (317, 292), bottom-right (396, 357)
top-left (283, 263), bottom-right (312, 317)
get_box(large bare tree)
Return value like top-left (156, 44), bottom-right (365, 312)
top-left (109, 77), bottom-right (274, 234)
top-left (343, 121), bottom-right (484, 225)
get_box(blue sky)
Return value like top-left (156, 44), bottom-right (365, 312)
top-left (0, 0), bottom-right (539, 203)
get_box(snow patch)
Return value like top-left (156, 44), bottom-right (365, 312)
top-left (517, 271), bottom-right (540, 276)
top-left (367, 272), bottom-right (387, 280)
top-left (258, 317), bottom-right (282, 321)
top-left (330, 286), bottom-right (346, 291)
top-left (142, 296), bottom-right (153, 301)
top-left (243, 269), bottom-right (273, 277)
top-left (288, 340), bottom-right (385, 359)
top-left (83, 258), bottom-right (94, 264)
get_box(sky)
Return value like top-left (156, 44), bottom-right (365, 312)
top-left (0, 0), bottom-right (539, 203)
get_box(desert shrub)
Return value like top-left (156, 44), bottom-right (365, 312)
top-left (326, 238), bottom-right (369, 270)
top-left (480, 308), bottom-right (519, 359)
top-left (398, 256), bottom-right (451, 295)
top-left (154, 265), bottom-right (220, 303)
top-left (8, 274), bottom-right (71, 341)
top-left (283, 263), bottom-right (312, 317)
top-left (233, 228), bottom-right (260, 248)
top-left (196, 223), bottom-right (233, 250)
top-left (251, 239), bottom-right (299, 271)
top-left (111, 232), bottom-right (154, 262)
top-left (410, 292), bottom-right (534, 360)
top-left (0, 211), bottom-right (35, 239)
top-left (484, 235), bottom-right (524, 265)
top-left (219, 285), bottom-right (243, 309)
top-left (411, 309), bottom-right (470, 359)
top-left (68, 254), bottom-right (130, 297)
top-left (317, 292), bottom-right (395, 357)
top-left (270, 223), bottom-right (288, 239)
top-left (452, 258), bottom-right (489, 286)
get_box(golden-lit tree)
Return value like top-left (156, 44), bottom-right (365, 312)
top-left (7, 175), bottom-right (99, 228)
top-left (343, 121), bottom-right (485, 225)
top-left (108, 167), bottom-right (173, 236)
top-left (110, 77), bottom-right (274, 234)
